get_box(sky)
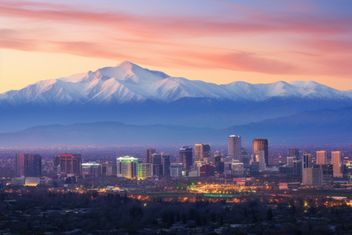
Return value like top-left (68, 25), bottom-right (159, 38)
top-left (1, 0), bottom-right (352, 92)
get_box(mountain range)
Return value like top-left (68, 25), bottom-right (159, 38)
top-left (0, 61), bottom-right (351, 146)
top-left (1, 61), bottom-right (351, 104)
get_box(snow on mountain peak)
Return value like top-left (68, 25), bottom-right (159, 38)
top-left (0, 62), bottom-right (350, 104)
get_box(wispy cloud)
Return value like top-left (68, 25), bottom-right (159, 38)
top-left (0, 0), bottom-right (352, 78)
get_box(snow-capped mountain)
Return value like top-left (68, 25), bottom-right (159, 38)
top-left (0, 61), bottom-right (351, 104)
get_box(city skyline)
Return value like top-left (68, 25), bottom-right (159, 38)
top-left (1, 0), bottom-right (352, 92)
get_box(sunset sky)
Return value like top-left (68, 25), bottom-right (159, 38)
top-left (1, 0), bottom-right (352, 92)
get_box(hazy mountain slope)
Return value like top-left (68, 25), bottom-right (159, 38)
top-left (0, 106), bottom-right (351, 147)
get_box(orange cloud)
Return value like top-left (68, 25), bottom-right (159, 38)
top-left (1, 0), bottom-right (352, 78)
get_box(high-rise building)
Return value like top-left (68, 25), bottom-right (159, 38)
top-left (55, 153), bottom-right (82, 177)
top-left (82, 162), bottom-right (102, 178)
top-left (231, 160), bottom-right (244, 176)
top-left (252, 138), bottom-right (269, 166)
top-left (214, 153), bottom-right (224, 174)
top-left (170, 163), bottom-right (183, 177)
top-left (287, 148), bottom-right (299, 167)
top-left (228, 135), bottom-right (241, 160)
top-left (302, 166), bottom-right (323, 186)
top-left (151, 153), bottom-right (162, 177)
top-left (331, 151), bottom-right (343, 178)
top-left (16, 153), bottom-right (42, 177)
top-left (194, 144), bottom-right (211, 162)
top-left (146, 148), bottom-right (156, 164)
top-left (116, 156), bottom-right (139, 179)
top-left (288, 148), bottom-right (300, 160)
top-left (286, 156), bottom-right (295, 167)
top-left (254, 150), bottom-right (266, 172)
top-left (102, 161), bottom-right (117, 176)
top-left (303, 153), bottom-right (312, 168)
top-left (161, 153), bottom-right (171, 177)
top-left (316, 150), bottom-right (327, 165)
top-left (302, 152), bottom-right (322, 186)
top-left (179, 146), bottom-right (193, 175)
top-left (137, 163), bottom-right (153, 180)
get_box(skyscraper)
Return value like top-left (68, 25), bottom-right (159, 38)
top-left (228, 135), bottom-right (241, 160)
top-left (170, 163), bottom-right (183, 177)
top-left (252, 138), bottom-right (269, 166)
top-left (302, 166), bottom-right (323, 186)
top-left (302, 153), bottom-right (322, 186)
top-left (82, 162), bottom-right (102, 178)
top-left (146, 148), bottom-right (156, 164)
top-left (116, 156), bottom-right (139, 179)
top-left (331, 151), bottom-right (343, 178)
top-left (288, 148), bottom-right (300, 160)
top-left (55, 153), bottom-right (82, 177)
top-left (316, 150), bottom-right (327, 165)
top-left (214, 153), bottom-right (224, 174)
top-left (253, 150), bottom-right (266, 172)
top-left (179, 146), bottom-right (193, 175)
top-left (194, 144), bottom-right (211, 162)
top-left (161, 153), bottom-right (171, 177)
top-left (137, 163), bottom-right (153, 180)
top-left (16, 153), bottom-right (42, 177)
top-left (303, 153), bottom-right (312, 168)
top-left (151, 153), bottom-right (162, 177)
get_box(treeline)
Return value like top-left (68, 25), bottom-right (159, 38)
top-left (0, 191), bottom-right (352, 234)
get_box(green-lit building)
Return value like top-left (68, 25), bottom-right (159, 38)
top-left (116, 156), bottom-right (139, 179)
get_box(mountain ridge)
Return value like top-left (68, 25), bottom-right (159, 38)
top-left (0, 105), bottom-right (351, 147)
top-left (1, 61), bottom-right (351, 104)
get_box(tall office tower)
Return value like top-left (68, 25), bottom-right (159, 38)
top-left (303, 153), bottom-right (312, 168)
top-left (228, 135), bottom-right (241, 160)
top-left (288, 148), bottom-right (300, 160)
top-left (146, 148), bottom-right (156, 164)
top-left (161, 153), bottom-right (171, 177)
top-left (214, 153), bottom-right (224, 174)
top-left (170, 163), bottom-right (183, 177)
top-left (316, 150), bottom-right (328, 165)
top-left (286, 156), bottom-right (295, 167)
top-left (223, 158), bottom-right (233, 176)
top-left (116, 156), bottom-right (139, 179)
top-left (302, 166), bottom-right (323, 186)
top-left (194, 144), bottom-right (211, 162)
top-left (55, 154), bottom-right (82, 177)
top-left (254, 150), bottom-right (266, 172)
top-left (179, 146), bottom-right (193, 175)
top-left (231, 160), bottom-right (244, 176)
top-left (151, 153), bottom-right (162, 177)
top-left (292, 160), bottom-right (302, 178)
top-left (137, 163), bottom-right (153, 180)
top-left (302, 152), bottom-right (322, 186)
top-left (16, 153), bottom-right (42, 177)
top-left (81, 162), bottom-right (102, 178)
top-left (102, 161), bottom-right (117, 176)
top-left (331, 151), bottom-right (343, 178)
top-left (252, 138), bottom-right (269, 166)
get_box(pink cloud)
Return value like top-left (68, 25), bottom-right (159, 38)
top-left (1, 1), bottom-right (352, 77)
top-left (0, 0), bottom-right (351, 38)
